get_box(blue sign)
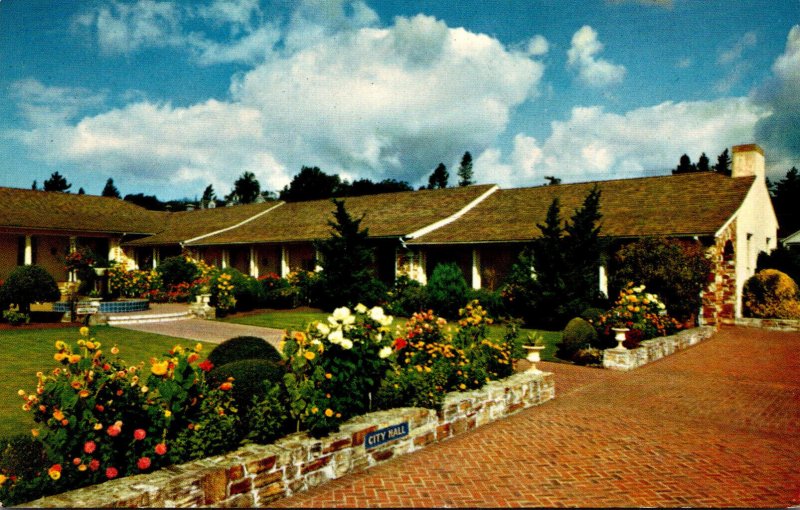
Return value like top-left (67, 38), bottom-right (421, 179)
top-left (364, 422), bottom-right (409, 449)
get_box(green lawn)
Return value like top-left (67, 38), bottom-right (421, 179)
top-left (0, 325), bottom-right (216, 441)
top-left (222, 309), bottom-right (562, 362)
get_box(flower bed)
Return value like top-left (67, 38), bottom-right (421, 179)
top-left (602, 326), bottom-right (715, 371)
top-left (21, 368), bottom-right (554, 507)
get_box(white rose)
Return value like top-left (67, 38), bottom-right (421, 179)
top-left (368, 306), bottom-right (385, 322)
top-left (355, 303), bottom-right (368, 314)
top-left (340, 338), bottom-right (354, 350)
top-left (332, 307), bottom-right (351, 322)
top-left (316, 322), bottom-right (330, 336)
top-left (378, 346), bottom-right (392, 359)
top-left (328, 329), bottom-right (343, 344)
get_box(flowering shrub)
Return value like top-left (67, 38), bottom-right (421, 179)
top-left (64, 248), bottom-right (96, 273)
top-left (107, 267), bottom-right (162, 299)
top-left (212, 272), bottom-right (237, 313)
top-left (0, 329), bottom-right (238, 505)
top-left (592, 283), bottom-right (681, 348)
top-left (742, 269), bottom-right (800, 319)
top-left (282, 304), bottom-right (395, 437)
top-left (377, 301), bottom-right (516, 409)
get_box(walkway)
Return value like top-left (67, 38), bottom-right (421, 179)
top-left (111, 304), bottom-right (284, 346)
top-left (273, 326), bottom-right (800, 508)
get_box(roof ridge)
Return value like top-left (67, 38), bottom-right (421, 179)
top-left (499, 171), bottom-right (735, 192)
top-left (181, 201), bottom-right (286, 245)
top-left (405, 185), bottom-right (499, 240)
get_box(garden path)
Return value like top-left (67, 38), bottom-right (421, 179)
top-left (272, 326), bottom-right (800, 508)
top-left (112, 308), bottom-right (284, 347)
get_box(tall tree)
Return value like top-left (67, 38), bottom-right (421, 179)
top-left (696, 153), bottom-right (710, 172)
top-left (544, 176), bottom-right (562, 186)
top-left (43, 171), bottom-right (72, 192)
top-left (314, 199), bottom-right (383, 309)
top-left (78, 187), bottom-right (85, 195)
top-left (101, 178), bottom-right (121, 198)
top-left (201, 184), bottom-right (216, 207)
top-left (771, 166), bottom-right (800, 237)
top-left (227, 171), bottom-right (261, 204)
top-left (672, 154), bottom-right (697, 174)
top-left (457, 152), bottom-right (474, 187)
top-left (563, 185), bottom-right (603, 309)
top-left (124, 193), bottom-right (167, 211)
top-left (280, 166), bottom-right (341, 202)
top-left (713, 149), bottom-right (731, 176)
top-left (427, 163), bottom-right (449, 189)
top-left (31, 180), bottom-right (38, 190)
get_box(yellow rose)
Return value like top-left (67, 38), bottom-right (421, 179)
top-left (55, 340), bottom-right (66, 350)
top-left (0, 474), bottom-right (7, 484)
top-left (54, 352), bottom-right (66, 362)
top-left (303, 351), bottom-right (316, 361)
top-left (151, 360), bottom-right (169, 376)
top-left (79, 327), bottom-right (90, 337)
top-left (68, 354), bottom-right (81, 364)
top-left (324, 408), bottom-right (334, 417)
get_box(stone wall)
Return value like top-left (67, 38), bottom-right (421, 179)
top-left (23, 370), bottom-right (554, 508)
top-left (702, 223), bottom-right (737, 327)
top-left (735, 318), bottom-right (800, 332)
top-left (602, 327), bottom-right (715, 371)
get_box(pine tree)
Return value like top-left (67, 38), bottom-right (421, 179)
top-left (31, 180), bottom-right (38, 190)
top-left (201, 184), bottom-right (216, 207)
top-left (101, 178), bottom-right (121, 198)
top-left (43, 171), bottom-right (72, 192)
top-left (697, 153), bottom-right (710, 172)
top-left (314, 199), bottom-right (383, 309)
top-left (457, 152), bottom-right (474, 187)
top-left (427, 163), bottom-right (449, 189)
top-left (713, 149), bottom-right (732, 176)
top-left (227, 171), bottom-right (261, 204)
top-left (78, 188), bottom-right (86, 195)
top-left (563, 185), bottom-right (603, 310)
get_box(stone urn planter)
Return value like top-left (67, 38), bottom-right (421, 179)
top-left (196, 293), bottom-right (212, 305)
top-left (523, 344), bottom-right (546, 372)
top-left (611, 327), bottom-right (629, 351)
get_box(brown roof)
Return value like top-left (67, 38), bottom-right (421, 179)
top-left (0, 187), bottom-right (162, 235)
top-left (185, 185), bottom-right (496, 246)
top-left (126, 201), bottom-right (282, 246)
top-left (408, 173), bottom-right (756, 244)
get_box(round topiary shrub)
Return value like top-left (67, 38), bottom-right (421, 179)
top-left (0, 434), bottom-right (49, 480)
top-left (207, 359), bottom-right (286, 411)
top-left (556, 317), bottom-right (598, 363)
top-left (207, 336), bottom-right (282, 368)
top-left (743, 269), bottom-right (800, 319)
top-left (0, 265), bottom-right (60, 314)
top-left (426, 262), bottom-right (469, 319)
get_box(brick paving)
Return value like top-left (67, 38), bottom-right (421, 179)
top-left (273, 326), bottom-right (800, 508)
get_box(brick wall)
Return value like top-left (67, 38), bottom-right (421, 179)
top-left (702, 223), bottom-right (737, 327)
top-left (24, 370), bottom-right (554, 508)
top-left (602, 327), bottom-right (715, 371)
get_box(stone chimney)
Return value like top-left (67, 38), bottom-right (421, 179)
top-left (731, 144), bottom-right (765, 180)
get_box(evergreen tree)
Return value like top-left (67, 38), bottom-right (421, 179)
top-left (101, 178), bottom-right (121, 198)
top-left (713, 148), bottom-right (731, 176)
top-left (31, 180), bottom-right (38, 190)
top-left (427, 163), bottom-right (449, 189)
top-left (227, 171), bottom-right (261, 204)
top-left (544, 176), bottom-right (562, 186)
top-left (697, 153), bottom-right (710, 172)
top-left (314, 199), bottom-right (384, 309)
top-left (527, 197), bottom-right (568, 329)
top-left (771, 167), bottom-right (800, 237)
top-left (43, 171), bottom-right (72, 192)
top-left (563, 185), bottom-right (603, 312)
top-left (672, 154), bottom-right (697, 174)
top-left (78, 187), bottom-right (85, 195)
top-left (457, 152), bottom-right (474, 187)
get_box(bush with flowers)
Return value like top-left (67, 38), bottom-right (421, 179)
top-left (591, 283), bottom-right (681, 349)
top-left (107, 266), bottom-right (162, 299)
top-left (376, 301), bottom-right (517, 410)
top-left (282, 304), bottom-right (396, 437)
top-left (0, 328), bottom-right (239, 506)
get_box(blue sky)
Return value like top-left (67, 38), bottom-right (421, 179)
top-left (1, 0), bottom-right (798, 199)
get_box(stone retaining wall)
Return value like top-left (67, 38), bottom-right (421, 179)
top-left (24, 370), bottom-right (554, 508)
top-left (602, 327), bottom-right (715, 371)
top-left (735, 317), bottom-right (800, 332)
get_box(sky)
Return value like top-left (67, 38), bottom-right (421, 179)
top-left (0, 0), bottom-right (798, 200)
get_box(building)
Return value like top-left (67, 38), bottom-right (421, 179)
top-left (0, 144), bottom-right (777, 325)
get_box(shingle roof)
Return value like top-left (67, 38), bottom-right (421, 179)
top-left (126, 201), bottom-right (282, 246)
top-left (185, 185), bottom-right (497, 246)
top-left (407, 172), bottom-right (755, 244)
top-left (0, 187), bottom-right (163, 235)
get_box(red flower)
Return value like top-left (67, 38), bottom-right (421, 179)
top-left (198, 359), bottom-right (214, 372)
top-left (133, 428), bottom-right (146, 440)
top-left (88, 459), bottom-right (100, 471)
top-left (107, 424), bottom-right (121, 437)
top-left (219, 382), bottom-right (233, 391)
top-left (154, 443), bottom-right (167, 455)
top-left (394, 337), bottom-right (408, 350)
top-left (83, 440), bottom-right (96, 454)
top-left (106, 467), bottom-right (118, 479)
top-left (137, 457), bottom-right (151, 470)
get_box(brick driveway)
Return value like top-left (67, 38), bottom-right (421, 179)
top-left (273, 326), bottom-right (800, 508)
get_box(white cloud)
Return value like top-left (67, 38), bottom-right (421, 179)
top-left (13, 13), bottom-right (544, 193)
top-left (567, 26), bottom-right (626, 88)
top-left (188, 24), bottom-right (280, 65)
top-left (195, 0), bottom-right (261, 28)
top-left (526, 35), bottom-right (549, 57)
top-left (9, 79), bottom-right (108, 125)
top-left (474, 98), bottom-right (768, 187)
top-left (718, 31), bottom-right (757, 65)
top-left (92, 0), bottom-right (184, 55)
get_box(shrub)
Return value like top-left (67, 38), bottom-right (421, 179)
top-left (207, 359), bottom-right (286, 413)
top-left (2, 309), bottom-right (30, 325)
top-left (0, 434), bottom-right (49, 480)
top-left (467, 288), bottom-right (506, 319)
top-left (207, 336), bottom-right (282, 368)
top-left (556, 317), bottom-right (597, 363)
top-left (108, 267), bottom-right (161, 298)
top-left (0, 265), bottom-right (60, 314)
top-left (156, 256), bottom-right (199, 288)
top-left (593, 283), bottom-right (682, 349)
top-left (385, 275), bottom-right (427, 316)
top-left (244, 384), bottom-right (290, 444)
top-left (426, 263), bottom-right (469, 319)
top-left (742, 269), bottom-right (800, 319)
top-left (610, 237), bottom-right (711, 323)
top-left (757, 247), bottom-right (800, 293)
top-left (259, 273), bottom-right (294, 308)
